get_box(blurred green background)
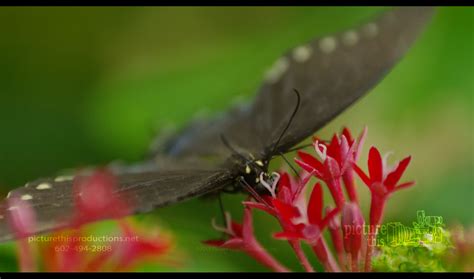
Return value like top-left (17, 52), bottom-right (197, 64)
top-left (0, 7), bottom-right (472, 271)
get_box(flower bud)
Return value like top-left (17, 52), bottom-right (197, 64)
top-left (341, 202), bottom-right (365, 257)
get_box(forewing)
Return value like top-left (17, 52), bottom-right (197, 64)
top-left (253, 7), bottom-right (434, 156)
top-left (0, 167), bottom-right (232, 242)
top-left (160, 7), bottom-right (434, 159)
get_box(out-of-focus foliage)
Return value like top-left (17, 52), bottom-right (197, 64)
top-left (0, 7), bottom-right (472, 271)
top-left (373, 228), bottom-right (453, 272)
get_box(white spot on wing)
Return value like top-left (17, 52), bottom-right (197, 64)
top-left (292, 45), bottom-right (312, 63)
top-left (36, 182), bottom-right (52, 190)
top-left (363, 22), bottom-right (378, 38)
top-left (21, 194), bottom-right (33, 201)
top-left (319, 37), bottom-right (337, 53)
top-left (264, 57), bottom-right (289, 84)
top-left (54, 176), bottom-right (73, 182)
top-left (342, 30), bottom-right (359, 46)
top-left (0, 215), bottom-right (3, 219)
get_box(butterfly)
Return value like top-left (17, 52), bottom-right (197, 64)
top-left (0, 7), bottom-right (434, 242)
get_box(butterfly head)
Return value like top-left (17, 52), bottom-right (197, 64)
top-left (242, 159), bottom-right (268, 185)
top-left (237, 157), bottom-right (282, 197)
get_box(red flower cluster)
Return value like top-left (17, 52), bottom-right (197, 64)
top-left (7, 169), bottom-right (174, 272)
top-left (205, 127), bottom-right (414, 272)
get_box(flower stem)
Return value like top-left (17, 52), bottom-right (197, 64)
top-left (289, 240), bottom-right (314, 272)
top-left (327, 178), bottom-right (345, 210)
top-left (364, 232), bottom-right (375, 272)
top-left (365, 196), bottom-right (386, 272)
top-left (342, 171), bottom-right (358, 204)
top-left (328, 222), bottom-right (345, 270)
top-left (311, 238), bottom-right (341, 272)
top-left (246, 240), bottom-right (290, 272)
top-left (351, 252), bottom-right (359, 272)
top-left (18, 239), bottom-right (35, 272)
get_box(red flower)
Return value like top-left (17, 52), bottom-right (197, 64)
top-left (352, 146), bottom-right (414, 272)
top-left (204, 207), bottom-right (289, 272)
top-left (245, 170), bottom-right (340, 271)
top-left (272, 183), bottom-right (338, 244)
top-left (271, 182), bottom-right (340, 272)
top-left (295, 127), bottom-right (367, 208)
top-left (244, 172), bottom-right (315, 271)
top-left (71, 169), bottom-right (132, 227)
top-left (352, 146), bottom-right (414, 227)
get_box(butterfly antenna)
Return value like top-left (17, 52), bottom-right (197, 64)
top-left (278, 151), bottom-right (300, 179)
top-left (221, 134), bottom-right (265, 173)
top-left (270, 89), bottom-right (301, 156)
top-left (220, 134), bottom-right (248, 162)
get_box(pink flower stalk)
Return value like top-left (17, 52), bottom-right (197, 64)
top-left (6, 195), bottom-right (37, 272)
top-left (326, 206), bottom-right (345, 270)
top-left (352, 146), bottom-right (414, 271)
top-left (341, 202), bottom-right (365, 271)
top-left (71, 169), bottom-right (132, 227)
top-left (204, 206), bottom-right (289, 272)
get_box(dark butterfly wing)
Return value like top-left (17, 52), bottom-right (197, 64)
top-left (161, 7), bottom-right (434, 159)
top-left (255, 7), bottom-right (434, 156)
top-left (0, 167), bottom-right (233, 242)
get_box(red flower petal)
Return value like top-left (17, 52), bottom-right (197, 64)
top-left (277, 172), bottom-right (291, 196)
top-left (342, 127), bottom-right (354, 143)
top-left (242, 201), bottom-right (276, 216)
top-left (384, 156), bottom-right (412, 189)
top-left (296, 151), bottom-right (324, 176)
top-left (368, 147), bottom-right (383, 182)
top-left (231, 222), bottom-right (243, 237)
top-left (221, 238), bottom-right (245, 249)
top-left (307, 183), bottom-right (323, 225)
top-left (272, 199), bottom-right (300, 223)
top-left (273, 231), bottom-right (304, 241)
top-left (320, 207), bottom-right (340, 229)
top-left (394, 181), bottom-right (416, 191)
top-left (203, 240), bottom-right (227, 247)
top-left (327, 135), bottom-right (341, 162)
top-left (352, 163), bottom-right (372, 188)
